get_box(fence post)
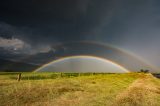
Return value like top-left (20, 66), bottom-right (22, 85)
top-left (17, 73), bottom-right (21, 82)
top-left (60, 73), bottom-right (63, 77)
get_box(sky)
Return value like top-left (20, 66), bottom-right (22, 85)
top-left (0, 0), bottom-right (160, 71)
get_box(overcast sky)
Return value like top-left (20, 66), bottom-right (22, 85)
top-left (0, 0), bottom-right (160, 69)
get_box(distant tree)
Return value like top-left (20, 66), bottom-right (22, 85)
top-left (144, 70), bottom-right (150, 73)
top-left (140, 69), bottom-right (150, 73)
top-left (140, 69), bottom-right (144, 73)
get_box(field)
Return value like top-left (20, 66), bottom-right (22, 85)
top-left (0, 73), bottom-right (160, 106)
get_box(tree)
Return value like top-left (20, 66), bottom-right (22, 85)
top-left (140, 69), bottom-right (150, 73)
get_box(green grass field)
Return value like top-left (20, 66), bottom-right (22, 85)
top-left (0, 73), bottom-right (160, 106)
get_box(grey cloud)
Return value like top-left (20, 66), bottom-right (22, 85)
top-left (0, 37), bottom-right (28, 50)
top-left (0, 36), bottom-right (52, 54)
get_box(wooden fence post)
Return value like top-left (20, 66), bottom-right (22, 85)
top-left (60, 73), bottom-right (63, 77)
top-left (17, 73), bottom-right (21, 82)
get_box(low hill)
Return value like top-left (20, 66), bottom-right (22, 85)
top-left (0, 59), bottom-right (39, 72)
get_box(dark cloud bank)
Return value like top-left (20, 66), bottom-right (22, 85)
top-left (0, 0), bottom-right (160, 71)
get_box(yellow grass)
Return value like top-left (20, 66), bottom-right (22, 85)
top-left (0, 73), bottom-right (160, 106)
top-left (113, 74), bottom-right (160, 106)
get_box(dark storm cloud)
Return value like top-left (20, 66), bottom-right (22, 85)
top-left (1, 0), bottom-right (159, 42)
top-left (1, 0), bottom-right (160, 69)
top-left (0, 0), bottom-right (118, 42)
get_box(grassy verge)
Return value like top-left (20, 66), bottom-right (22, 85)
top-left (113, 74), bottom-right (160, 106)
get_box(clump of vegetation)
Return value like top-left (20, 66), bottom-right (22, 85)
top-left (140, 69), bottom-right (150, 73)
